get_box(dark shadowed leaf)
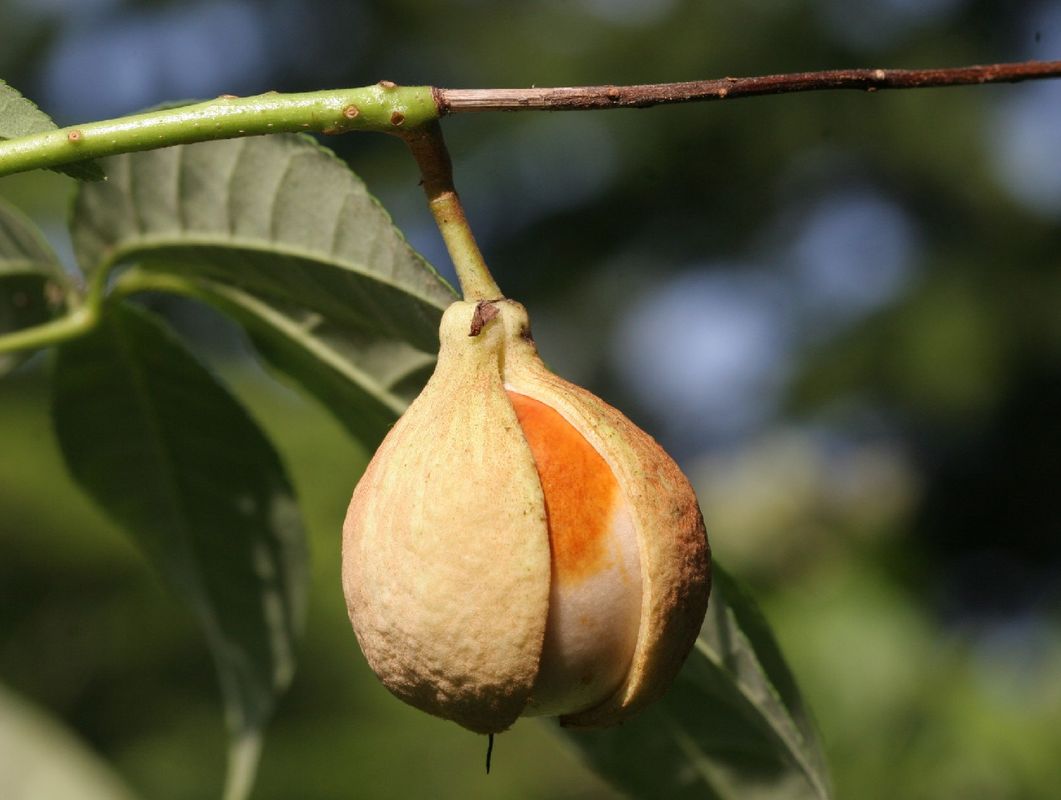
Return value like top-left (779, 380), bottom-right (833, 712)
top-left (0, 199), bottom-right (68, 374)
top-left (71, 134), bottom-right (455, 354)
top-left (179, 278), bottom-right (434, 446)
top-left (113, 269), bottom-right (435, 447)
top-left (0, 78), bottom-right (105, 181)
top-left (559, 565), bottom-right (832, 800)
top-left (51, 302), bottom-right (307, 800)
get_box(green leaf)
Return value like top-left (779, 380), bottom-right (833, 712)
top-left (0, 79), bottom-right (60, 141)
top-left (0, 682), bottom-right (140, 800)
top-left (0, 198), bottom-right (67, 374)
top-left (51, 301), bottom-right (308, 800)
top-left (0, 78), bottom-right (105, 181)
top-left (709, 569), bottom-right (830, 784)
top-left (560, 565), bottom-right (832, 800)
top-left (178, 277), bottom-right (435, 447)
top-left (71, 134), bottom-right (455, 354)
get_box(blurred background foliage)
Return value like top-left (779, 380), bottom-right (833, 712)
top-left (1, 0), bottom-right (1060, 797)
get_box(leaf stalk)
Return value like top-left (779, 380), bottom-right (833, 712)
top-left (0, 265), bottom-right (109, 355)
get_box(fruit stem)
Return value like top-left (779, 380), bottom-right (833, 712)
top-left (402, 121), bottom-right (502, 301)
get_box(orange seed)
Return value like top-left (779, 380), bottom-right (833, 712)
top-left (507, 391), bottom-right (618, 584)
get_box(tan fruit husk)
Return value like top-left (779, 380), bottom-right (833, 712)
top-left (496, 300), bottom-right (711, 728)
top-left (342, 301), bottom-right (551, 734)
top-left (342, 298), bottom-right (711, 733)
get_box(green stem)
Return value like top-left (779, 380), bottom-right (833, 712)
top-left (0, 266), bottom-right (109, 355)
top-left (0, 307), bottom-right (96, 354)
top-left (0, 84), bottom-right (438, 178)
top-left (401, 122), bottom-right (501, 301)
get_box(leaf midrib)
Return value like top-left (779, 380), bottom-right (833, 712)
top-left (693, 629), bottom-right (831, 799)
top-left (93, 232), bottom-right (452, 309)
top-left (209, 283), bottom-right (415, 416)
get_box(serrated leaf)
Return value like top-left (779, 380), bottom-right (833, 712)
top-left (172, 277), bottom-right (435, 446)
top-left (51, 302), bottom-right (308, 800)
top-left (560, 566), bottom-right (832, 800)
top-left (0, 682), bottom-right (140, 800)
top-left (71, 135), bottom-right (455, 353)
top-left (0, 78), bottom-right (59, 141)
top-left (0, 78), bottom-right (105, 181)
top-left (0, 198), bottom-right (67, 374)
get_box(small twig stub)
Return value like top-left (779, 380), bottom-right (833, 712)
top-left (469, 301), bottom-right (500, 336)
